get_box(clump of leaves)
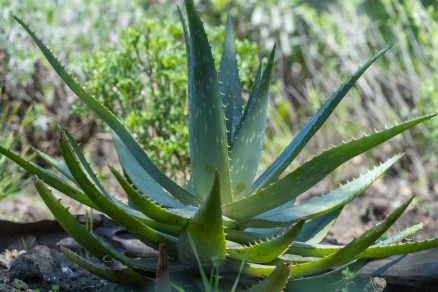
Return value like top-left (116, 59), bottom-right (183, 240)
top-left (2, 0), bottom-right (437, 290)
top-left (78, 17), bottom-right (259, 182)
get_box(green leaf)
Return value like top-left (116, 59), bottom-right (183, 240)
top-left (35, 149), bottom-right (75, 182)
top-left (14, 16), bottom-right (198, 206)
top-left (244, 154), bottom-right (402, 228)
top-left (34, 179), bottom-right (160, 272)
top-left (110, 166), bottom-right (190, 226)
top-left (224, 114), bottom-right (435, 221)
top-left (246, 45), bottom-right (392, 195)
top-left (219, 15), bottom-right (242, 145)
top-left (0, 144), bottom-right (97, 209)
top-left (227, 219), bottom-right (304, 263)
top-left (236, 196), bottom-right (413, 278)
top-left (112, 132), bottom-right (197, 208)
top-left (183, 0), bottom-right (232, 202)
top-left (296, 209), bottom-right (342, 244)
top-left (285, 260), bottom-right (367, 292)
top-left (61, 247), bottom-right (149, 288)
top-left (179, 172), bottom-right (226, 265)
top-left (59, 130), bottom-right (177, 249)
top-left (244, 263), bottom-right (291, 292)
top-left (229, 46), bottom-right (275, 196)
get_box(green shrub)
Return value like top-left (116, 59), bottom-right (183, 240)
top-left (79, 18), bottom-right (259, 181)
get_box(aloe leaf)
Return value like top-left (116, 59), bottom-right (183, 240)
top-left (236, 196), bottom-right (413, 278)
top-left (0, 144), bottom-right (97, 209)
top-left (219, 15), bottom-right (242, 145)
top-left (224, 114), bottom-right (435, 221)
top-left (156, 244), bottom-right (171, 292)
top-left (285, 259), bottom-right (367, 292)
top-left (59, 130), bottom-right (177, 249)
top-left (13, 16), bottom-right (199, 206)
top-left (246, 45), bottom-right (392, 195)
top-left (35, 149), bottom-right (75, 182)
top-left (296, 209), bottom-right (342, 244)
top-left (229, 46), bottom-right (275, 196)
top-left (183, 0), bottom-right (232, 202)
top-left (287, 196), bottom-right (414, 278)
top-left (112, 132), bottom-right (196, 208)
top-left (227, 219), bottom-right (304, 263)
top-left (244, 263), bottom-right (291, 292)
top-left (61, 247), bottom-right (149, 288)
top-left (244, 154), bottom-right (402, 228)
top-left (110, 166), bottom-right (190, 226)
top-left (34, 180), bottom-right (161, 272)
top-left (179, 173), bottom-right (226, 265)
top-left (288, 223), bottom-right (427, 259)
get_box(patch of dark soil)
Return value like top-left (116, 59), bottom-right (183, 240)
top-left (0, 245), bottom-right (132, 292)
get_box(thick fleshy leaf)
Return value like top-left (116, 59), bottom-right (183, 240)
top-left (61, 247), bottom-right (149, 288)
top-left (110, 166), bottom-right (190, 226)
top-left (223, 114), bottom-right (435, 221)
top-left (285, 259), bottom-right (367, 292)
top-left (14, 16), bottom-right (199, 206)
top-left (0, 144), bottom-right (97, 209)
top-left (234, 196), bottom-right (413, 278)
top-left (112, 132), bottom-right (195, 208)
top-left (184, 0), bottom-right (232, 202)
top-left (288, 223), bottom-right (428, 259)
top-left (59, 130), bottom-right (177, 249)
top-left (36, 149), bottom-right (75, 182)
top-left (246, 45), bottom-right (392, 195)
top-left (244, 263), bottom-right (291, 292)
top-left (243, 154), bottom-right (402, 228)
top-left (34, 180), bottom-right (159, 272)
top-left (230, 46), bottom-right (275, 196)
top-left (296, 209), bottom-right (342, 244)
top-left (227, 219), bottom-right (304, 263)
top-left (219, 15), bottom-right (242, 145)
top-left (179, 173), bottom-right (226, 265)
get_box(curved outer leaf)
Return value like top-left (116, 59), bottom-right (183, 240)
top-left (224, 114), bottom-right (436, 221)
top-left (34, 180), bottom-right (159, 272)
top-left (296, 209), bottom-right (342, 244)
top-left (288, 223), bottom-right (429, 259)
top-left (230, 46), bottom-right (275, 196)
top-left (236, 196), bottom-right (413, 278)
top-left (219, 15), bottom-right (242, 145)
top-left (245, 263), bottom-right (291, 292)
top-left (244, 154), bottom-right (402, 228)
top-left (246, 45), bottom-right (392, 196)
top-left (110, 166), bottom-right (190, 226)
top-left (59, 130), bottom-right (177, 250)
top-left (227, 219), bottom-right (304, 263)
top-left (61, 247), bottom-right (149, 288)
top-left (183, 0), bottom-right (232, 202)
top-left (36, 149), bottom-right (75, 182)
top-left (112, 132), bottom-right (195, 208)
top-left (179, 173), bottom-right (226, 265)
top-left (285, 259), bottom-right (367, 292)
top-left (0, 145), bottom-right (97, 209)
top-left (13, 16), bottom-right (199, 207)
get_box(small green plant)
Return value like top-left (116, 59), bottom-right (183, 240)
top-left (2, 0), bottom-right (437, 290)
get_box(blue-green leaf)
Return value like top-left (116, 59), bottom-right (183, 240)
top-left (183, 0), bottom-right (232, 202)
top-left (246, 45), bottom-right (392, 195)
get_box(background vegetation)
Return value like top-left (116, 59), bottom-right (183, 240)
top-left (1, 0), bottom-right (436, 202)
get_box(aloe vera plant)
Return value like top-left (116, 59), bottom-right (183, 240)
top-left (2, 0), bottom-right (437, 290)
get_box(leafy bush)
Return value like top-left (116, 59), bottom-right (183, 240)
top-left (79, 18), bottom-right (259, 181)
top-left (2, 0), bottom-right (437, 290)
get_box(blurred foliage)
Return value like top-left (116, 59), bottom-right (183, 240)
top-left (79, 18), bottom-right (260, 181)
top-left (0, 100), bottom-right (35, 199)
